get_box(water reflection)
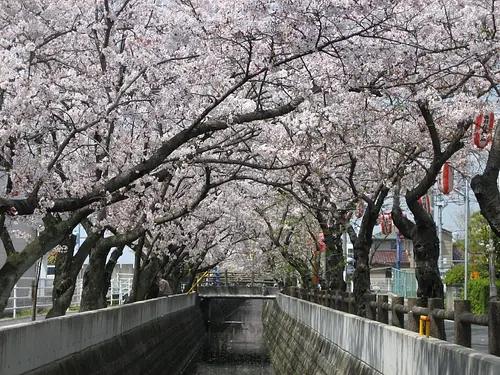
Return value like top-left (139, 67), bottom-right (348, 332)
top-left (182, 299), bottom-right (275, 375)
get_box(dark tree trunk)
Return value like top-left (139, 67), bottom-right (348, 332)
top-left (80, 229), bottom-right (144, 311)
top-left (352, 241), bottom-right (371, 315)
top-left (412, 223), bottom-right (443, 300)
top-left (392, 194), bottom-right (444, 302)
top-left (472, 126), bottom-right (500, 238)
top-left (279, 250), bottom-right (313, 289)
top-left (46, 235), bottom-right (78, 318)
top-left (352, 187), bottom-right (388, 317)
top-left (128, 236), bottom-right (144, 303)
top-left (322, 225), bottom-right (346, 292)
top-left (0, 211), bottom-right (90, 315)
top-left (46, 227), bottom-right (102, 319)
top-left (80, 244), bottom-right (111, 312)
top-left (135, 256), bottom-right (163, 301)
top-left (352, 222), bottom-right (377, 317)
top-left (100, 246), bottom-right (124, 305)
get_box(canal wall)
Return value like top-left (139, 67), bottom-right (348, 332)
top-left (201, 298), bottom-right (245, 325)
top-left (263, 294), bottom-right (500, 375)
top-left (263, 296), bottom-right (379, 375)
top-left (0, 294), bottom-right (206, 375)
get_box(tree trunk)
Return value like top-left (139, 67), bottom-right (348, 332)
top-left (280, 252), bottom-right (312, 289)
top-left (411, 223), bottom-right (444, 300)
top-left (323, 228), bottom-right (346, 291)
top-left (352, 240), bottom-right (371, 316)
top-left (128, 237), bottom-right (144, 303)
top-left (135, 256), bottom-right (163, 301)
top-left (471, 125), bottom-right (500, 238)
top-left (46, 235), bottom-right (78, 318)
top-left (80, 228), bottom-right (144, 311)
top-left (352, 188), bottom-right (389, 317)
top-left (79, 244), bottom-right (112, 312)
top-left (0, 210), bottom-right (90, 314)
top-left (100, 246), bottom-right (124, 305)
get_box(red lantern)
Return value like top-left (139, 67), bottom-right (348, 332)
top-left (474, 112), bottom-right (494, 149)
top-left (438, 162), bottom-right (454, 195)
top-left (356, 201), bottom-right (364, 219)
top-left (418, 194), bottom-right (432, 214)
top-left (381, 213), bottom-right (392, 235)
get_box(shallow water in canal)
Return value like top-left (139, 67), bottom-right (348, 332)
top-left (182, 299), bottom-right (275, 375)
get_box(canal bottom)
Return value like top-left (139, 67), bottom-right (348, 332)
top-left (181, 299), bottom-right (275, 375)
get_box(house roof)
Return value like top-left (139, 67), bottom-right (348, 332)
top-left (371, 250), bottom-right (410, 267)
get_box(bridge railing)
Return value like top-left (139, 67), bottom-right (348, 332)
top-left (199, 271), bottom-right (276, 287)
top-left (284, 287), bottom-right (500, 357)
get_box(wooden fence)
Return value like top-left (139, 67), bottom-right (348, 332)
top-left (285, 287), bottom-right (500, 357)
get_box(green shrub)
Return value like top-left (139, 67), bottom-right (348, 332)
top-left (466, 278), bottom-right (500, 314)
top-left (443, 263), bottom-right (488, 286)
top-left (444, 265), bottom-right (465, 285)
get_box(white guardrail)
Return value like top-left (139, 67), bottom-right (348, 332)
top-left (5, 273), bottom-right (134, 318)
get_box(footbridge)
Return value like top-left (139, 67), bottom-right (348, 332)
top-left (196, 285), bottom-right (278, 299)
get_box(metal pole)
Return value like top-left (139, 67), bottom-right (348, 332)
top-left (396, 234), bottom-right (402, 270)
top-left (343, 232), bottom-right (348, 284)
top-left (437, 201), bottom-right (443, 275)
top-left (465, 178), bottom-right (470, 300)
top-left (13, 284), bottom-right (17, 319)
top-left (119, 274), bottom-right (123, 305)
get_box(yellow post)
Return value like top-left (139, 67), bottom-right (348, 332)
top-left (419, 315), bottom-right (425, 336)
top-left (419, 315), bottom-right (431, 338)
top-left (186, 271), bottom-right (209, 295)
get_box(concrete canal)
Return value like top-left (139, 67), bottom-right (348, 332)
top-left (182, 299), bottom-right (275, 375)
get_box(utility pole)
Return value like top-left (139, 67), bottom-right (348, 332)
top-left (437, 200), bottom-right (444, 274)
top-left (464, 178), bottom-right (470, 300)
top-left (343, 231), bottom-right (347, 283)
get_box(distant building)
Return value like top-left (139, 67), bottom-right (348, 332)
top-left (370, 229), bottom-right (453, 272)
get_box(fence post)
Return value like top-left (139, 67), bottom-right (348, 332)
top-left (488, 301), bottom-right (500, 356)
top-left (392, 296), bottom-right (404, 328)
top-left (454, 300), bottom-right (471, 348)
top-left (377, 295), bottom-right (388, 324)
top-left (428, 298), bottom-right (446, 340)
top-left (348, 292), bottom-right (356, 314)
top-left (407, 297), bottom-right (419, 332)
top-left (331, 290), bottom-right (338, 310)
top-left (341, 292), bottom-right (348, 312)
top-left (225, 270), bottom-right (228, 286)
top-left (13, 284), bottom-right (17, 319)
top-left (366, 294), bottom-right (376, 321)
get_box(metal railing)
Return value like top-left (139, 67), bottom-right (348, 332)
top-left (200, 271), bottom-right (276, 287)
top-left (108, 273), bottom-right (133, 305)
top-left (392, 268), bottom-right (417, 298)
top-left (5, 277), bottom-right (53, 318)
top-left (285, 287), bottom-right (500, 357)
top-left (5, 273), bottom-right (134, 318)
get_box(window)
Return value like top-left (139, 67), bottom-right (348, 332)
top-left (47, 265), bottom-right (56, 276)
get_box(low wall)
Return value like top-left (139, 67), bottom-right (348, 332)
top-left (197, 285), bottom-right (279, 297)
top-left (0, 294), bottom-right (206, 375)
top-left (263, 298), bottom-right (379, 375)
top-left (264, 294), bottom-right (500, 375)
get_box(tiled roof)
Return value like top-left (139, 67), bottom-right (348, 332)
top-left (371, 250), bottom-right (410, 266)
